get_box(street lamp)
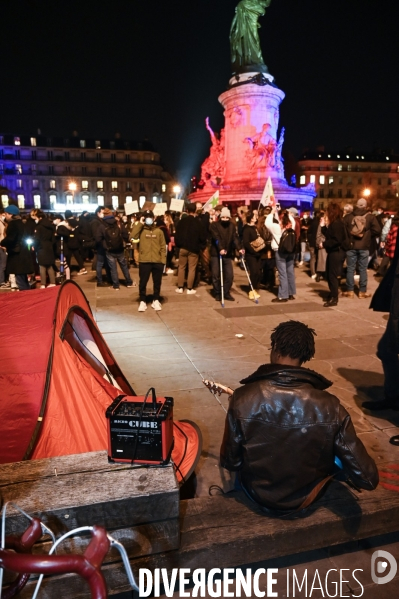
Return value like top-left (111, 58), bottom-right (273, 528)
top-left (173, 185), bottom-right (181, 199)
top-left (363, 188), bottom-right (371, 197)
top-left (68, 182), bottom-right (76, 206)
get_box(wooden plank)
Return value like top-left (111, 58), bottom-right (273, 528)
top-left (16, 480), bottom-right (399, 598)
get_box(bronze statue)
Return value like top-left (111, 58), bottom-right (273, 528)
top-left (230, 0), bottom-right (271, 74)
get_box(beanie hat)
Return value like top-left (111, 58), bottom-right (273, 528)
top-left (4, 205), bottom-right (20, 215)
top-left (288, 207), bottom-right (299, 216)
top-left (356, 198), bottom-right (367, 209)
top-left (65, 210), bottom-right (73, 219)
top-left (220, 207), bottom-right (231, 218)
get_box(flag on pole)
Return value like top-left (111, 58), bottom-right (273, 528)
top-left (259, 177), bottom-right (275, 207)
top-left (202, 190), bottom-right (219, 212)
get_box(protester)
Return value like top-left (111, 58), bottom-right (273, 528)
top-left (32, 209), bottom-right (56, 288)
top-left (266, 207), bottom-right (296, 302)
top-left (321, 202), bottom-right (346, 307)
top-left (175, 203), bottom-right (206, 294)
top-left (62, 210), bottom-right (87, 275)
top-left (164, 211), bottom-right (176, 273)
top-left (0, 205), bottom-right (33, 291)
top-left (209, 207), bottom-right (241, 302)
top-left (220, 320), bottom-right (379, 513)
top-left (299, 210), bottom-right (311, 265)
top-left (131, 209), bottom-right (166, 311)
top-left (0, 209), bottom-right (8, 289)
top-left (242, 211), bottom-right (262, 299)
top-left (307, 211), bottom-right (319, 279)
top-left (342, 198), bottom-right (380, 299)
top-left (91, 206), bottom-right (113, 287)
top-left (256, 214), bottom-right (275, 290)
top-left (315, 211), bottom-right (327, 282)
top-left (95, 207), bottom-right (135, 290)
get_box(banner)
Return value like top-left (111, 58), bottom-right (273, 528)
top-left (202, 190), bottom-right (219, 212)
top-left (169, 198), bottom-right (185, 212)
top-left (153, 203), bottom-right (167, 216)
top-left (124, 200), bottom-right (139, 215)
top-left (259, 177), bottom-right (275, 207)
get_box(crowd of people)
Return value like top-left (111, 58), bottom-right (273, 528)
top-left (0, 199), bottom-right (397, 314)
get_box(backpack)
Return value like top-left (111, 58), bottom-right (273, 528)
top-left (349, 213), bottom-right (369, 239)
top-left (104, 222), bottom-right (123, 252)
top-left (278, 228), bottom-right (296, 254)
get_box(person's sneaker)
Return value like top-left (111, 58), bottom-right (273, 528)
top-left (215, 294), bottom-right (221, 301)
top-left (358, 291), bottom-right (371, 299)
top-left (47, 284), bottom-right (56, 288)
top-left (77, 269), bottom-right (87, 275)
top-left (97, 282), bottom-right (107, 287)
top-left (126, 282), bottom-right (137, 288)
top-left (138, 301), bottom-right (147, 312)
top-left (271, 297), bottom-right (288, 303)
top-left (323, 298), bottom-right (338, 307)
top-left (113, 287), bottom-right (120, 291)
top-left (224, 293), bottom-right (235, 301)
top-left (298, 261), bottom-right (304, 266)
top-left (187, 289), bottom-right (196, 295)
top-left (175, 287), bottom-right (183, 293)
top-left (311, 274), bottom-right (317, 279)
top-left (152, 299), bottom-right (162, 311)
top-left (0, 283), bottom-right (10, 289)
top-left (166, 268), bottom-right (175, 274)
top-left (288, 295), bottom-right (296, 300)
top-left (341, 291), bottom-right (355, 298)
top-left (40, 285), bottom-right (46, 289)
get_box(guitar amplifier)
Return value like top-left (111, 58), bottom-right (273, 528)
top-left (106, 392), bottom-right (174, 465)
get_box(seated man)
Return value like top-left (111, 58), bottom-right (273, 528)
top-left (220, 321), bottom-right (378, 513)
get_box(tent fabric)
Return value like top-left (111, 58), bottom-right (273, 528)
top-left (172, 420), bottom-right (203, 485)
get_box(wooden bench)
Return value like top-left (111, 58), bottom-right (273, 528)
top-left (2, 455), bottom-right (399, 597)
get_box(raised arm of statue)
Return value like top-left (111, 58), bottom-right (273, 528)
top-left (230, 0), bottom-right (272, 74)
top-left (205, 117), bottom-right (218, 147)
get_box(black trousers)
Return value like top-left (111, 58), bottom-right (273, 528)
top-left (211, 256), bottom-right (233, 295)
top-left (377, 275), bottom-right (399, 401)
top-left (245, 254), bottom-right (261, 290)
top-left (139, 262), bottom-right (164, 302)
top-left (326, 249), bottom-right (345, 299)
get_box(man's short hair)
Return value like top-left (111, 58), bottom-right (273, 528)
top-left (271, 320), bottom-right (316, 363)
top-left (187, 203), bottom-right (196, 213)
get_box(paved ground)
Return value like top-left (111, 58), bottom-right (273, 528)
top-left (6, 260), bottom-right (399, 597)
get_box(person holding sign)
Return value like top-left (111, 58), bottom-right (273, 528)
top-left (131, 210), bottom-right (166, 312)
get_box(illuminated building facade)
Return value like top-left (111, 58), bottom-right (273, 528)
top-left (298, 149), bottom-right (399, 212)
top-left (0, 134), bottom-right (173, 212)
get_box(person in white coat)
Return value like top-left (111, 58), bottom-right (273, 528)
top-left (266, 206), bottom-right (297, 303)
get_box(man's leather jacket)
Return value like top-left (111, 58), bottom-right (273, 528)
top-left (220, 364), bottom-right (379, 511)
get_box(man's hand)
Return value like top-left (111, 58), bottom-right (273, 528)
top-left (239, 249), bottom-right (245, 255)
top-left (140, 216), bottom-right (145, 224)
top-left (220, 249), bottom-right (227, 256)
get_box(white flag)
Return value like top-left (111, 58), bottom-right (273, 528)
top-left (202, 190), bottom-right (219, 212)
top-left (260, 177), bottom-right (275, 207)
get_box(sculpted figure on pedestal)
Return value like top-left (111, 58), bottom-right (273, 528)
top-left (275, 127), bottom-right (285, 174)
top-left (201, 117), bottom-right (226, 185)
top-left (230, 0), bottom-right (272, 74)
top-left (244, 123), bottom-right (276, 172)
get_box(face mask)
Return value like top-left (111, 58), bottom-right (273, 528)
top-left (221, 219), bottom-right (230, 227)
top-left (145, 218), bottom-right (153, 226)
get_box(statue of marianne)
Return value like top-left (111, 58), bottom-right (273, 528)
top-left (230, 0), bottom-right (271, 74)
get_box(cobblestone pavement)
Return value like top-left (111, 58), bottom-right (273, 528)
top-left (73, 260), bottom-right (399, 598)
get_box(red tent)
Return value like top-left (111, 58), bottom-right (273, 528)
top-left (0, 281), bottom-right (201, 483)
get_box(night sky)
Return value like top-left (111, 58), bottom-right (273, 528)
top-left (2, 0), bottom-right (398, 186)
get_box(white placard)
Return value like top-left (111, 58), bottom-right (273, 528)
top-left (169, 198), bottom-right (184, 212)
top-left (153, 202), bottom-right (167, 216)
top-left (124, 201), bottom-right (139, 215)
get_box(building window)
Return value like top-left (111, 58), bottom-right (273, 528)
top-left (14, 137), bottom-right (21, 146)
top-left (162, 184), bottom-right (166, 192)
top-left (48, 166), bottom-right (54, 175)
top-left (140, 182), bottom-right (145, 192)
top-left (319, 202), bottom-right (324, 210)
top-left (139, 168), bottom-right (144, 177)
top-left (111, 181), bottom-right (118, 190)
top-left (95, 141), bottom-right (101, 149)
top-left (65, 166), bottom-right (71, 174)
top-left (125, 154), bottom-right (130, 163)
top-left (328, 176), bottom-right (334, 184)
top-left (319, 189), bottom-right (324, 198)
top-left (347, 177), bottom-right (352, 185)
top-left (82, 193), bottom-right (90, 204)
top-left (1, 194), bottom-right (9, 207)
top-left (110, 141), bottom-right (115, 150)
top-left (152, 195), bottom-right (159, 203)
top-left (125, 168), bottom-right (131, 176)
top-left (97, 167), bottom-right (102, 176)
top-left (81, 152), bottom-right (86, 161)
top-left (49, 193), bottom-right (57, 207)
top-left (338, 177), bottom-right (343, 185)
top-left (319, 175), bottom-right (325, 184)
top-left (111, 153), bottom-right (116, 163)
top-left (82, 180), bottom-right (89, 190)
top-left (139, 195), bottom-right (146, 208)
top-left (126, 181), bottom-right (132, 190)
top-left (358, 177), bottom-right (362, 184)
top-left (81, 167), bottom-right (87, 175)
top-left (17, 195), bottom-right (25, 209)
top-left (16, 179), bottom-right (23, 189)
top-left (33, 194), bottom-right (41, 209)
top-left (97, 194), bottom-right (104, 206)
top-left (338, 189), bottom-right (342, 198)
top-left (96, 153), bottom-right (102, 162)
top-left (50, 180), bottom-right (56, 189)
top-left (80, 140), bottom-right (86, 148)
top-left (66, 194), bottom-right (73, 205)
top-left (31, 165), bottom-right (37, 174)
top-left (347, 165), bottom-right (352, 171)
top-left (48, 151), bottom-right (53, 160)
top-left (0, 165), bottom-right (3, 174)
top-left (16, 164), bottom-right (22, 174)
top-left (310, 175), bottom-right (316, 183)
top-left (111, 167), bottom-right (117, 176)
top-left (65, 151), bottom-right (70, 161)
top-left (31, 150), bottom-right (37, 160)
top-left (97, 180), bottom-right (103, 190)
top-left (328, 189), bottom-right (334, 198)
top-left (32, 179), bottom-right (39, 189)
top-left (30, 137), bottom-right (37, 147)
top-left (378, 178), bottom-right (382, 185)
top-left (388, 178), bottom-right (392, 186)
top-left (15, 150), bottom-right (20, 159)
top-left (338, 164), bottom-right (343, 171)
top-left (111, 195), bottom-right (119, 210)
top-left (126, 195), bottom-right (133, 203)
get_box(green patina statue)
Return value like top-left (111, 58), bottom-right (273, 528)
top-left (230, 0), bottom-right (271, 74)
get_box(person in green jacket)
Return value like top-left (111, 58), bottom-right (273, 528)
top-left (131, 209), bottom-right (166, 312)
